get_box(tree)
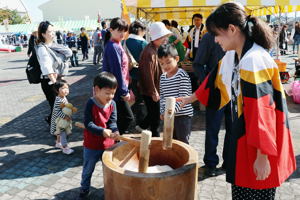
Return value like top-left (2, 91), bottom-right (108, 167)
top-left (0, 8), bottom-right (30, 25)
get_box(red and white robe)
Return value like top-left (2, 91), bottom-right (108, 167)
top-left (196, 42), bottom-right (296, 189)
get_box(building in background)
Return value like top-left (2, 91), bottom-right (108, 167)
top-left (0, 0), bottom-right (122, 34)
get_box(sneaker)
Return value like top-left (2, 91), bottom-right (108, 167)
top-left (220, 163), bottom-right (226, 171)
top-left (78, 189), bottom-right (90, 199)
top-left (62, 147), bottom-right (74, 155)
top-left (200, 165), bottom-right (223, 177)
top-left (55, 142), bottom-right (63, 149)
top-left (135, 125), bottom-right (144, 133)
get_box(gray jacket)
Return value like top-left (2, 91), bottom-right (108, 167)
top-left (38, 42), bottom-right (72, 76)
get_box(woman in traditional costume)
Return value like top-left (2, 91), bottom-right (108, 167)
top-left (178, 2), bottom-right (296, 199)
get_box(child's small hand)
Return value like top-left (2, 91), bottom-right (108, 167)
top-left (160, 114), bottom-right (164, 120)
top-left (152, 92), bottom-right (160, 102)
top-left (110, 131), bottom-right (120, 140)
top-left (64, 116), bottom-right (71, 121)
top-left (103, 129), bottom-right (112, 138)
top-left (122, 93), bottom-right (131, 101)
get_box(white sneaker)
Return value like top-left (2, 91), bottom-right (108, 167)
top-left (55, 142), bottom-right (63, 149)
top-left (62, 147), bottom-right (74, 155)
top-left (135, 125), bottom-right (144, 133)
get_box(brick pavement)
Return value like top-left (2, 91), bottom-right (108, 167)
top-left (0, 50), bottom-right (299, 200)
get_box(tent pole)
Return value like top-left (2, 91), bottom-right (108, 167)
top-left (19, 0), bottom-right (31, 23)
top-left (276, 7), bottom-right (282, 60)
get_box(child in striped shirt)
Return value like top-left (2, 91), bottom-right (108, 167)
top-left (50, 79), bottom-right (74, 154)
top-left (158, 44), bottom-right (193, 144)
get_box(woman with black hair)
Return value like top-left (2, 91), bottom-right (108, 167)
top-left (36, 21), bottom-right (72, 125)
top-left (102, 17), bottom-right (135, 134)
top-left (178, 2), bottom-right (296, 199)
top-left (124, 20), bottom-right (148, 125)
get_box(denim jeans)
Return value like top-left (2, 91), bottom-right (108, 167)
top-left (93, 45), bottom-right (103, 64)
top-left (60, 132), bottom-right (67, 147)
top-left (80, 147), bottom-right (104, 191)
top-left (70, 52), bottom-right (78, 66)
top-left (293, 34), bottom-right (300, 53)
top-left (204, 104), bottom-right (231, 168)
top-left (173, 116), bottom-right (192, 144)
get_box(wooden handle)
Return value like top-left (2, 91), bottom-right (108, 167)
top-left (75, 122), bottom-right (140, 146)
top-left (122, 134), bottom-right (141, 138)
top-left (138, 130), bottom-right (152, 173)
top-left (117, 135), bottom-right (140, 146)
top-left (163, 97), bottom-right (176, 150)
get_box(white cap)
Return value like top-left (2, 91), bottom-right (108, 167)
top-left (149, 22), bottom-right (172, 41)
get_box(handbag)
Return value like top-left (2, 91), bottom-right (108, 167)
top-left (71, 47), bottom-right (78, 53)
top-left (26, 50), bottom-right (42, 84)
top-left (123, 40), bottom-right (138, 70)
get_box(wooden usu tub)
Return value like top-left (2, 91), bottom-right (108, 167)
top-left (102, 138), bottom-right (198, 200)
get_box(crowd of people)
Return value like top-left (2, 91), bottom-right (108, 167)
top-left (278, 21), bottom-right (300, 55)
top-left (31, 2), bottom-right (296, 199)
top-left (0, 33), bottom-right (28, 47)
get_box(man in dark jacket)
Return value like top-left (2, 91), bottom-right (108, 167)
top-left (193, 32), bottom-right (231, 177)
top-left (80, 27), bottom-right (89, 61)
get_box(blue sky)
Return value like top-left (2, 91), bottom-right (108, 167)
top-left (23, 0), bottom-right (50, 22)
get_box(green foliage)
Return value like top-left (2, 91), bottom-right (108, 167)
top-left (0, 8), bottom-right (30, 25)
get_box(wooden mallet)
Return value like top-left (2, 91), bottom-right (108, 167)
top-left (138, 130), bottom-right (152, 173)
top-left (74, 122), bottom-right (140, 146)
top-left (162, 97), bottom-right (176, 150)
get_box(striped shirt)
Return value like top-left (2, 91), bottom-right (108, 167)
top-left (160, 68), bottom-right (193, 117)
top-left (50, 96), bottom-right (68, 135)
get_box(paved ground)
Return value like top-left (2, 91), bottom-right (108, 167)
top-left (0, 49), bottom-right (300, 200)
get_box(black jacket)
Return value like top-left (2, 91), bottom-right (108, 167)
top-left (193, 32), bottom-right (225, 82)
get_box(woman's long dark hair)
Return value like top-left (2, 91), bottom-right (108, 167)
top-left (129, 20), bottom-right (146, 35)
top-left (295, 22), bottom-right (300, 33)
top-left (37, 21), bottom-right (53, 44)
top-left (206, 3), bottom-right (274, 50)
top-left (110, 17), bottom-right (128, 32)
